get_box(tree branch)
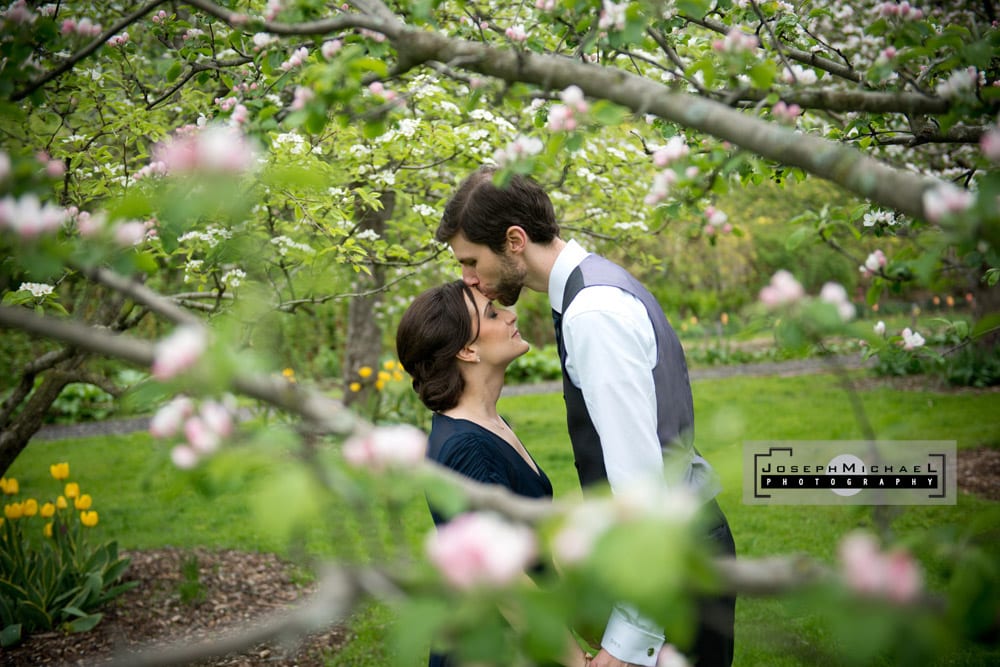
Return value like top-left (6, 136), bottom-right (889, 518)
top-left (736, 88), bottom-right (949, 115)
top-left (85, 267), bottom-right (203, 326)
top-left (11, 0), bottom-right (172, 101)
top-left (683, 14), bottom-right (863, 84)
top-left (182, 0), bottom-right (404, 38)
top-left (390, 30), bottom-right (943, 220)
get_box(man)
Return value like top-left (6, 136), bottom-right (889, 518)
top-left (436, 166), bottom-right (735, 667)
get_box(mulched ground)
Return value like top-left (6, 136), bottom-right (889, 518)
top-left (0, 547), bottom-right (349, 667)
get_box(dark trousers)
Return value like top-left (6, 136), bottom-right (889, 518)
top-left (690, 499), bottom-right (736, 667)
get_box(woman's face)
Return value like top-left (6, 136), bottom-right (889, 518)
top-left (465, 287), bottom-right (530, 367)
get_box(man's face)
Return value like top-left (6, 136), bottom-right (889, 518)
top-left (449, 231), bottom-right (526, 306)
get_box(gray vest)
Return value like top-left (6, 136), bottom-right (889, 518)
top-left (554, 254), bottom-right (720, 499)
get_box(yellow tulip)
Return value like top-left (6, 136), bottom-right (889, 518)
top-left (4, 502), bottom-right (23, 520)
top-left (56, 495), bottom-right (68, 509)
top-left (50, 462), bottom-right (70, 480)
top-left (44, 522), bottom-right (53, 538)
top-left (358, 366), bottom-right (373, 378)
top-left (375, 379), bottom-right (386, 391)
top-left (2, 478), bottom-right (18, 495)
top-left (64, 482), bottom-right (80, 499)
top-left (41, 502), bottom-right (56, 518)
top-left (377, 371), bottom-right (391, 382)
top-left (349, 382), bottom-right (362, 393)
top-left (74, 494), bottom-right (93, 510)
top-left (383, 360), bottom-right (396, 370)
top-left (392, 371), bottom-right (404, 382)
top-left (80, 511), bottom-right (99, 527)
top-left (23, 498), bottom-right (38, 517)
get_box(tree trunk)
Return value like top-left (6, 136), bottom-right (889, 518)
top-left (0, 354), bottom-right (87, 475)
top-left (342, 190), bottom-right (396, 409)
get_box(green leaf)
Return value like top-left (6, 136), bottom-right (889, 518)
top-left (65, 613), bottom-right (102, 634)
top-left (165, 60), bottom-right (183, 83)
top-left (749, 61), bottom-right (776, 89)
top-left (0, 623), bottom-right (21, 648)
top-left (589, 100), bottom-right (628, 126)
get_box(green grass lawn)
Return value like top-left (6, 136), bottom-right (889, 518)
top-left (6, 373), bottom-right (999, 666)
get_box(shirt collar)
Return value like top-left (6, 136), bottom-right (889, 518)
top-left (548, 239), bottom-right (590, 313)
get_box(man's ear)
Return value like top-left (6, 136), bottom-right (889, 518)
top-left (505, 226), bottom-right (528, 254)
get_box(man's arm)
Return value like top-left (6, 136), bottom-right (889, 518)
top-left (562, 288), bottom-right (667, 667)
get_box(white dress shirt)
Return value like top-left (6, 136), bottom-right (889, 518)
top-left (548, 240), bottom-right (667, 666)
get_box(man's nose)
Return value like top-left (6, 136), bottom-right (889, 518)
top-left (461, 266), bottom-right (478, 285)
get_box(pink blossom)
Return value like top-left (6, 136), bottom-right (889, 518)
top-left (535, 0), bottom-right (556, 9)
top-left (772, 101), bottom-right (802, 124)
top-left (838, 531), bottom-right (923, 603)
top-left (884, 550), bottom-right (923, 602)
top-left (45, 159), bottom-right (66, 178)
top-left (3, 1), bottom-right (35, 24)
top-left (321, 39), bottom-right (343, 59)
top-left (980, 126), bottom-right (1000, 162)
top-left (820, 282), bottom-right (856, 321)
top-left (552, 501), bottom-right (616, 565)
top-left (152, 125), bottom-right (259, 175)
top-left (652, 136), bottom-right (689, 167)
top-left (230, 103), bottom-right (249, 126)
top-left (291, 86), bottom-right (314, 111)
top-left (758, 270), bottom-right (804, 308)
top-left (901, 327), bottom-right (925, 350)
top-left (921, 182), bottom-right (974, 222)
top-left (61, 18), bottom-right (77, 35)
top-left (184, 416), bottom-right (220, 454)
top-left (343, 425), bottom-right (427, 470)
top-left (113, 220), bottom-right (148, 246)
top-left (643, 170), bottom-right (677, 207)
top-left (560, 85), bottom-right (588, 113)
top-left (705, 205), bottom-right (728, 227)
top-left (714, 28), bottom-right (758, 53)
top-left (426, 512), bottom-right (536, 590)
top-left (171, 445), bottom-right (199, 469)
top-left (493, 135), bottom-right (544, 168)
top-left (598, 0), bottom-right (627, 31)
top-left (151, 325), bottom-right (207, 380)
top-left (75, 210), bottom-right (105, 236)
top-left (107, 32), bottom-right (129, 47)
top-left (76, 18), bottom-right (102, 37)
top-left (280, 46), bottom-right (309, 71)
top-left (547, 104), bottom-right (578, 132)
top-left (199, 400), bottom-right (233, 438)
top-left (859, 249), bottom-right (887, 277)
top-left (0, 194), bottom-right (67, 238)
top-left (505, 24), bottom-right (528, 42)
top-left (149, 396), bottom-right (194, 438)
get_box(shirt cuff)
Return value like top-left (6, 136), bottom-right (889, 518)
top-left (600, 604), bottom-right (665, 667)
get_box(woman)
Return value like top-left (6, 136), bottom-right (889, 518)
top-left (396, 280), bottom-right (588, 667)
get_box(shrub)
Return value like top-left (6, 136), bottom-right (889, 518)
top-left (0, 463), bottom-right (136, 647)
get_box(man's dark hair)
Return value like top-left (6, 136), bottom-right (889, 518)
top-left (395, 280), bottom-right (480, 413)
top-left (436, 166), bottom-right (560, 253)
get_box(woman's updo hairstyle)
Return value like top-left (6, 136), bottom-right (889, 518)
top-left (395, 280), bottom-right (479, 412)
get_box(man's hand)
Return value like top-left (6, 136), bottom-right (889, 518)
top-left (589, 648), bottom-right (640, 667)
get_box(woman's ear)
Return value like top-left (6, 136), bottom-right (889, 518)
top-left (505, 226), bottom-right (528, 254)
top-left (456, 344), bottom-right (480, 364)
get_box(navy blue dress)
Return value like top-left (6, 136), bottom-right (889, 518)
top-left (426, 413), bottom-right (553, 667)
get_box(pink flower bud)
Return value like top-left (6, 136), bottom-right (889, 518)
top-left (426, 512), bottom-right (536, 590)
top-left (152, 326), bottom-right (207, 380)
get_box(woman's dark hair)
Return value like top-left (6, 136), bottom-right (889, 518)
top-left (395, 280), bottom-right (480, 412)
top-left (436, 166), bottom-right (559, 253)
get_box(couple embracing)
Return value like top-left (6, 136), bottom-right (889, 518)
top-left (396, 167), bottom-right (735, 667)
